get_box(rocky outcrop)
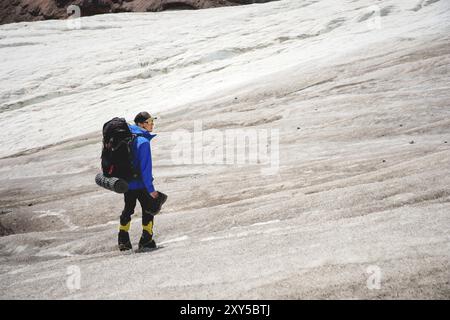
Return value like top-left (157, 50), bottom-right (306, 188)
top-left (0, 0), bottom-right (277, 25)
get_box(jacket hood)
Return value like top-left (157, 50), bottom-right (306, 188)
top-left (128, 124), bottom-right (157, 141)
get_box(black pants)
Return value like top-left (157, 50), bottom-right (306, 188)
top-left (120, 189), bottom-right (155, 227)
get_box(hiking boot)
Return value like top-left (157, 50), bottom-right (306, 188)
top-left (118, 230), bottom-right (132, 251)
top-left (150, 191), bottom-right (168, 215)
top-left (138, 230), bottom-right (156, 251)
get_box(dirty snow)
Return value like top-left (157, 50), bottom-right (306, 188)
top-left (0, 0), bottom-right (449, 299)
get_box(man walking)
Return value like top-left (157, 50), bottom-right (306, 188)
top-left (118, 111), bottom-right (167, 252)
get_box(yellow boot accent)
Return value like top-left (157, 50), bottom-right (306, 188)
top-left (119, 222), bottom-right (131, 232)
top-left (142, 221), bottom-right (153, 235)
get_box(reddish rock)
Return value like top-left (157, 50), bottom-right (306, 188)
top-left (0, 0), bottom-right (276, 25)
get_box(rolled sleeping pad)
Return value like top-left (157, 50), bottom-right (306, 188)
top-left (95, 173), bottom-right (129, 193)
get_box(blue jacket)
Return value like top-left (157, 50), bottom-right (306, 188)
top-left (127, 124), bottom-right (156, 193)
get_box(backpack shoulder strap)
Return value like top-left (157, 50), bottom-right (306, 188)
top-left (128, 134), bottom-right (142, 179)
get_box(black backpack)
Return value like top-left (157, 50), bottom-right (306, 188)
top-left (101, 117), bottom-right (139, 181)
